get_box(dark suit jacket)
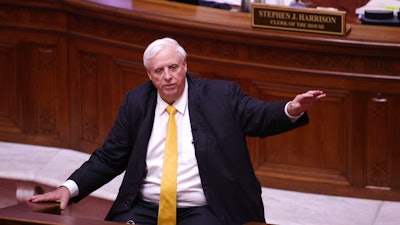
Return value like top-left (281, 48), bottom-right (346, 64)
top-left (68, 74), bottom-right (309, 225)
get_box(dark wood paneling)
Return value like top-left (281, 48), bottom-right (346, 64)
top-left (0, 0), bottom-right (399, 201)
top-left (0, 40), bottom-right (20, 133)
top-left (252, 83), bottom-right (350, 185)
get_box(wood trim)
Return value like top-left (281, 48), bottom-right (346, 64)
top-left (0, 0), bottom-right (399, 201)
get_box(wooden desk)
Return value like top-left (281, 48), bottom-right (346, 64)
top-left (0, 202), bottom-right (269, 225)
top-left (0, 202), bottom-right (121, 225)
top-left (0, 0), bottom-right (399, 201)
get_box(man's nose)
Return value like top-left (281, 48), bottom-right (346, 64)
top-left (164, 69), bottom-right (172, 78)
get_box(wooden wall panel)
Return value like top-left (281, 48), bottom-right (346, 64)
top-left (0, 40), bottom-right (20, 133)
top-left (0, 36), bottom-right (69, 146)
top-left (366, 93), bottom-right (393, 188)
top-left (0, 0), bottom-right (69, 145)
top-left (252, 83), bottom-right (351, 186)
top-left (68, 39), bottom-right (148, 153)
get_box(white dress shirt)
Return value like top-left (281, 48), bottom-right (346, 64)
top-left (140, 79), bottom-right (207, 207)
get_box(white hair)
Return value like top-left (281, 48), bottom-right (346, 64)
top-left (143, 37), bottom-right (187, 70)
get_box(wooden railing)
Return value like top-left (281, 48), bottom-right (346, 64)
top-left (0, 178), bottom-right (269, 225)
top-left (0, 202), bottom-right (269, 225)
top-left (0, 202), bottom-right (121, 225)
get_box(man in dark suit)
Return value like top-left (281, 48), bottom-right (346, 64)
top-left (29, 37), bottom-right (325, 225)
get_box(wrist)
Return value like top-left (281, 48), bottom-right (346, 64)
top-left (287, 101), bottom-right (301, 117)
top-left (285, 102), bottom-right (303, 122)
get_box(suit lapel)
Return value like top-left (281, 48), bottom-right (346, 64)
top-left (187, 75), bottom-right (210, 198)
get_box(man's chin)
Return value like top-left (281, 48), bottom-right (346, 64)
top-left (161, 93), bottom-right (178, 103)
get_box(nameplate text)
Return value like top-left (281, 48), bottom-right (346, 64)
top-left (252, 4), bottom-right (348, 36)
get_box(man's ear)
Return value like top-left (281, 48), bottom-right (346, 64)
top-left (183, 61), bottom-right (187, 72)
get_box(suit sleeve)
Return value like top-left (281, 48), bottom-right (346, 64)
top-left (68, 95), bottom-right (133, 202)
top-left (231, 82), bottom-right (309, 137)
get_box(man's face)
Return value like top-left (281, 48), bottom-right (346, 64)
top-left (147, 46), bottom-right (187, 104)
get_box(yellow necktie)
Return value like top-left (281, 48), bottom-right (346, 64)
top-left (158, 105), bottom-right (178, 225)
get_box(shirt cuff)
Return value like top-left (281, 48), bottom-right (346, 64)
top-left (61, 180), bottom-right (79, 198)
top-left (285, 101), bottom-right (303, 122)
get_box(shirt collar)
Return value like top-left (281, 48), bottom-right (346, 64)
top-left (156, 78), bottom-right (188, 115)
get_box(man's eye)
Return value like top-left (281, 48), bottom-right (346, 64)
top-left (155, 68), bottom-right (163, 74)
top-left (170, 65), bottom-right (178, 70)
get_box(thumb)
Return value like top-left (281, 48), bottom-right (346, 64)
top-left (59, 197), bottom-right (69, 210)
top-left (58, 186), bottom-right (71, 210)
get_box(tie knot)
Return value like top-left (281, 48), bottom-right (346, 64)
top-left (166, 105), bottom-right (177, 116)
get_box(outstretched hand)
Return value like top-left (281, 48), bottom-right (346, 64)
top-left (287, 90), bottom-right (326, 116)
top-left (27, 186), bottom-right (71, 210)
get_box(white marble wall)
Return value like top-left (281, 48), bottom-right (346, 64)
top-left (0, 141), bottom-right (399, 225)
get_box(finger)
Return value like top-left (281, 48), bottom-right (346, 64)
top-left (315, 93), bottom-right (326, 99)
top-left (28, 194), bottom-right (52, 203)
top-left (302, 91), bottom-right (325, 100)
top-left (27, 194), bottom-right (45, 202)
top-left (59, 199), bottom-right (68, 210)
top-left (27, 196), bottom-right (36, 202)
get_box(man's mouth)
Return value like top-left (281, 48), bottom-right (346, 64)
top-left (164, 84), bottom-right (176, 89)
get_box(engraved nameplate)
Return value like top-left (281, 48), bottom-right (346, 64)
top-left (252, 4), bottom-right (349, 36)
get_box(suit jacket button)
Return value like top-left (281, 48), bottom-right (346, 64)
top-left (125, 200), bottom-right (130, 206)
